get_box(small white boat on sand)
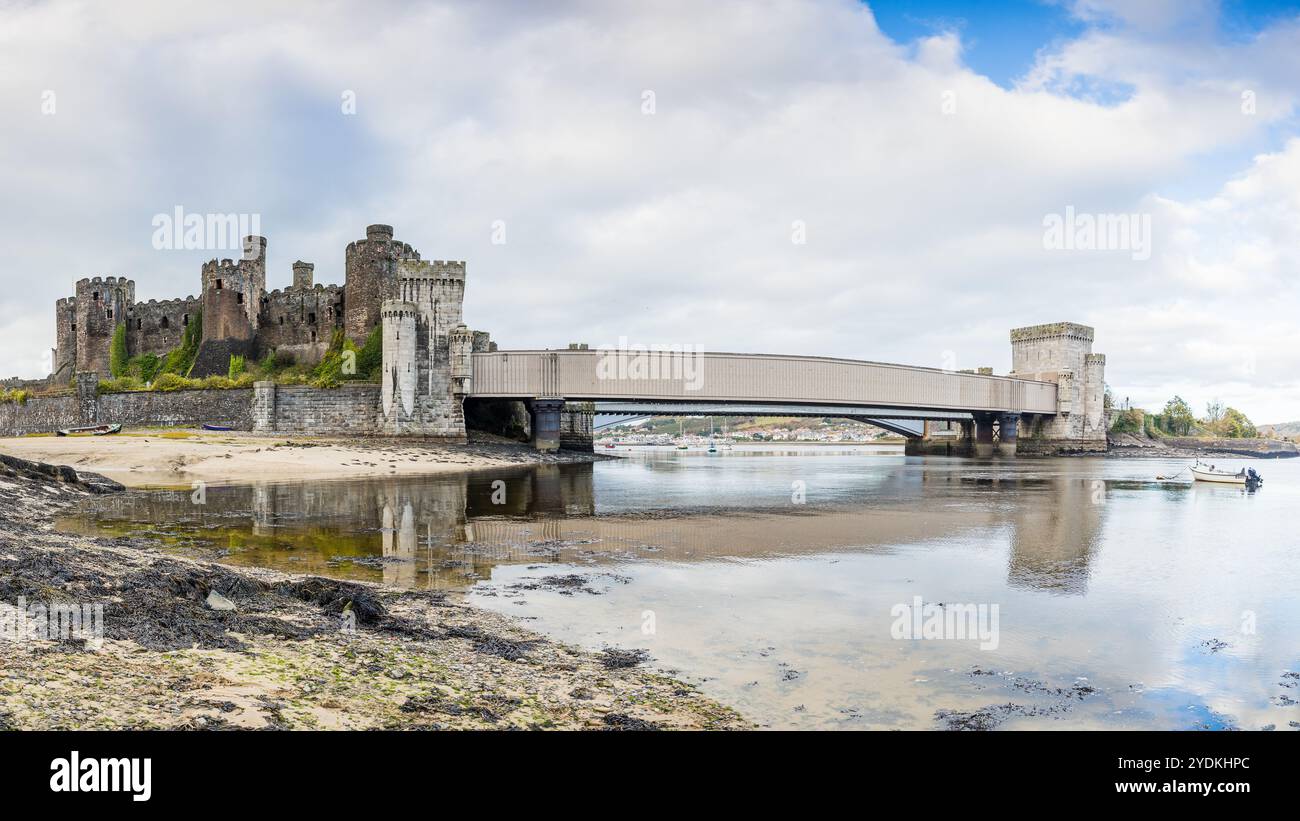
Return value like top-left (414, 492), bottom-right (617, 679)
top-left (1190, 461), bottom-right (1262, 486)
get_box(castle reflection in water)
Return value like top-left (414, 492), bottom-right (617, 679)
top-left (66, 459), bottom-right (1112, 595)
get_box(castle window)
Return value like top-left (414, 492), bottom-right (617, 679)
top-left (308, 312), bottom-right (316, 324)
top-left (71, 323), bottom-right (76, 332)
top-left (137, 319), bottom-right (142, 330)
top-left (92, 292), bottom-right (100, 302)
top-left (237, 292), bottom-right (244, 305)
top-left (216, 279), bottom-right (223, 290)
top-left (106, 309), bottom-right (113, 320)
top-left (161, 316), bottom-right (169, 329)
top-left (183, 314), bottom-right (189, 326)
top-left (279, 316), bottom-right (284, 325)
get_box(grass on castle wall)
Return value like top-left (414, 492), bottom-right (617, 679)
top-left (96, 326), bottom-right (385, 395)
top-left (0, 388), bottom-right (31, 405)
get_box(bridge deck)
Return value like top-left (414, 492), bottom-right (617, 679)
top-left (471, 350), bottom-right (1057, 415)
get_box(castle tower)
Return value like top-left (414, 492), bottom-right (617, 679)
top-left (449, 324), bottom-right (474, 396)
top-left (292, 261), bottom-right (314, 290)
top-left (73, 276), bottom-right (134, 378)
top-left (392, 257), bottom-right (466, 353)
top-left (1009, 322), bottom-right (1107, 453)
top-left (191, 235), bottom-right (266, 376)
top-left (54, 296), bottom-right (79, 383)
top-left (375, 256), bottom-right (470, 439)
top-left (344, 224), bottom-right (420, 345)
top-left (380, 300), bottom-right (419, 432)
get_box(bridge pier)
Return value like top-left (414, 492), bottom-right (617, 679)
top-left (559, 402), bottom-right (595, 452)
top-left (999, 412), bottom-right (1019, 457)
top-left (973, 412), bottom-right (996, 458)
top-left (528, 399), bottom-right (565, 452)
top-left (904, 419), bottom-right (974, 456)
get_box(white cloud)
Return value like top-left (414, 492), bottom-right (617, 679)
top-left (1, 0), bottom-right (1299, 421)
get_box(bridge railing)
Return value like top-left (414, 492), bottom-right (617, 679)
top-left (472, 350), bottom-right (1058, 414)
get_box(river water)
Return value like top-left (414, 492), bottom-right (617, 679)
top-left (59, 445), bottom-right (1300, 730)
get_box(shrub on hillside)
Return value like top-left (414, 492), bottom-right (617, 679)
top-left (1109, 408), bottom-right (1145, 434)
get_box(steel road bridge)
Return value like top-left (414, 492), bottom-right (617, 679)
top-left (465, 345), bottom-right (1079, 455)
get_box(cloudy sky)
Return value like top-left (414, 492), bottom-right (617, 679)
top-left (2, 0), bottom-right (1299, 421)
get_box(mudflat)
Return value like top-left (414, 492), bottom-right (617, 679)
top-left (0, 429), bottom-right (605, 488)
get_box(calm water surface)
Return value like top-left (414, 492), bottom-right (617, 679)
top-left (59, 446), bottom-right (1300, 730)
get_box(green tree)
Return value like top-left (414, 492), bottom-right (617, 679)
top-left (109, 324), bottom-right (129, 378)
top-left (1161, 395), bottom-right (1196, 435)
top-left (1217, 407), bottom-right (1257, 438)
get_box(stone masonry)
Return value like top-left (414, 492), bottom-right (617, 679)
top-left (1009, 322), bottom-right (1107, 454)
top-left (45, 224), bottom-right (489, 443)
top-left (378, 258), bottom-right (476, 438)
top-left (52, 224), bottom-right (437, 382)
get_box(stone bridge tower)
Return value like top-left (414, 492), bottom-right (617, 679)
top-left (1009, 322), bottom-right (1107, 453)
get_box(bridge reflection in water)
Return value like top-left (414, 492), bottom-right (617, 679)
top-left (62, 458), bottom-right (1111, 595)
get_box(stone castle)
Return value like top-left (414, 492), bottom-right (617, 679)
top-left (52, 224), bottom-right (492, 438)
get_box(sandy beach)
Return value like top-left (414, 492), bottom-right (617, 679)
top-left (0, 429), bottom-right (602, 488)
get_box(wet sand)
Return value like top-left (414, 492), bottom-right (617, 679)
top-left (0, 429), bottom-right (603, 488)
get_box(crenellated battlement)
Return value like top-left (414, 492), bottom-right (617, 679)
top-left (396, 258), bottom-right (466, 281)
top-left (135, 296), bottom-right (200, 308)
top-left (1010, 322), bottom-right (1094, 344)
top-left (380, 300), bottom-right (419, 320)
top-left (262, 283), bottom-right (343, 300)
top-left (76, 275), bottom-right (135, 289)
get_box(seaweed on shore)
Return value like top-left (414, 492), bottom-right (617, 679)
top-left (599, 647), bottom-right (651, 670)
top-left (602, 713), bottom-right (660, 731)
top-left (440, 622), bottom-right (540, 661)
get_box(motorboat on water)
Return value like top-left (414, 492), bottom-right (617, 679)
top-left (1190, 460), bottom-right (1263, 487)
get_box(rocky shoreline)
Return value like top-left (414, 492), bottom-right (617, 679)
top-left (1107, 432), bottom-right (1298, 459)
top-left (0, 453), bottom-right (746, 730)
